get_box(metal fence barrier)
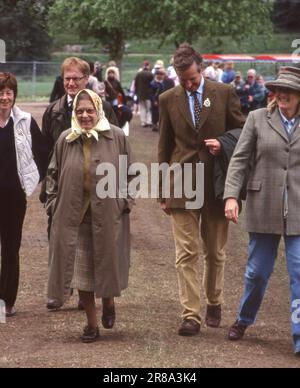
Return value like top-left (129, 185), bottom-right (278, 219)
top-left (0, 61), bottom-right (61, 99)
top-left (0, 60), bottom-right (289, 101)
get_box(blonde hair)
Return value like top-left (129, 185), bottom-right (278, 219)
top-left (267, 94), bottom-right (300, 114)
top-left (61, 57), bottom-right (90, 77)
top-left (267, 98), bottom-right (277, 113)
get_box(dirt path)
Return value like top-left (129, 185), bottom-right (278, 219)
top-left (0, 103), bottom-right (299, 368)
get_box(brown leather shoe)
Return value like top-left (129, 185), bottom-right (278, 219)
top-left (205, 305), bottom-right (221, 328)
top-left (178, 319), bottom-right (200, 336)
top-left (102, 298), bottom-right (115, 329)
top-left (228, 320), bottom-right (248, 341)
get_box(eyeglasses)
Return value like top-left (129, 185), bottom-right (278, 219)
top-left (75, 108), bottom-right (96, 116)
top-left (64, 76), bottom-right (86, 83)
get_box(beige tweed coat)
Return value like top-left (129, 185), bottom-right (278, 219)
top-left (224, 107), bottom-right (300, 235)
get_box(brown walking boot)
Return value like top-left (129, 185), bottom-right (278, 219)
top-left (178, 319), bottom-right (200, 336)
top-left (228, 320), bottom-right (248, 341)
top-left (205, 305), bottom-right (222, 328)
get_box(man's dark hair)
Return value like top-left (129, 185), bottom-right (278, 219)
top-left (173, 43), bottom-right (203, 72)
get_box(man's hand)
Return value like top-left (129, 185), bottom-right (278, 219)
top-left (204, 139), bottom-right (221, 156)
top-left (225, 198), bottom-right (239, 224)
top-left (160, 202), bottom-right (171, 216)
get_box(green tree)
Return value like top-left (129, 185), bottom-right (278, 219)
top-left (49, 0), bottom-right (152, 67)
top-left (49, 0), bottom-right (273, 62)
top-left (0, 0), bottom-right (54, 60)
top-left (147, 0), bottom-right (273, 50)
top-left (272, 0), bottom-right (300, 32)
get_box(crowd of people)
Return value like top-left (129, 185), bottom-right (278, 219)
top-left (1, 46), bottom-right (300, 358)
top-left (50, 57), bottom-right (272, 135)
top-left (130, 57), bottom-right (272, 132)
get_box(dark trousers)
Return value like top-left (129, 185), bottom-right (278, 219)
top-left (0, 187), bottom-right (26, 307)
top-left (113, 105), bottom-right (133, 128)
top-left (151, 103), bottom-right (159, 126)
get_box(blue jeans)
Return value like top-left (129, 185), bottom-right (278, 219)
top-left (237, 233), bottom-right (300, 353)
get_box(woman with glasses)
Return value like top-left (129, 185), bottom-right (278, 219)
top-left (46, 89), bottom-right (134, 342)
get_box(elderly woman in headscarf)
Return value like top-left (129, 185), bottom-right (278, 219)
top-left (224, 67), bottom-right (300, 356)
top-left (46, 89), bottom-right (134, 343)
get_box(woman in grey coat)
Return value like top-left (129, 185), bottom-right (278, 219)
top-left (224, 67), bottom-right (300, 356)
top-left (46, 89), bottom-right (134, 342)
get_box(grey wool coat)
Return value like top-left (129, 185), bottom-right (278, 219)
top-left (224, 107), bottom-right (300, 235)
top-left (46, 125), bottom-right (134, 304)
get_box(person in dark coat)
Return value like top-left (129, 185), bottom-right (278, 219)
top-left (240, 69), bottom-right (266, 115)
top-left (104, 67), bottom-right (132, 128)
top-left (43, 58), bottom-right (118, 155)
top-left (49, 75), bottom-right (65, 103)
top-left (214, 128), bottom-right (243, 201)
top-left (150, 69), bottom-right (175, 132)
top-left (134, 61), bottom-right (154, 127)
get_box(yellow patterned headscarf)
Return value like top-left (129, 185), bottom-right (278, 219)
top-left (66, 89), bottom-right (111, 143)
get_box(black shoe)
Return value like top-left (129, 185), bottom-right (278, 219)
top-left (81, 326), bottom-right (100, 343)
top-left (178, 319), bottom-right (200, 336)
top-left (102, 299), bottom-right (116, 329)
top-left (5, 306), bottom-right (16, 317)
top-left (47, 299), bottom-right (62, 310)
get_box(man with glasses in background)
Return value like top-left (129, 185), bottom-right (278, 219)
top-left (241, 69), bottom-right (265, 115)
top-left (42, 57), bottom-right (118, 154)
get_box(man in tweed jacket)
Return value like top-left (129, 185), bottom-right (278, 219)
top-left (158, 44), bottom-right (245, 336)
